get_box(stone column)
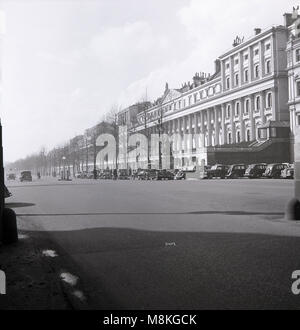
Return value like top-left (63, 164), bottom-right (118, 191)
top-left (249, 94), bottom-right (256, 140)
top-left (259, 40), bottom-right (265, 78)
top-left (230, 56), bottom-right (234, 89)
top-left (214, 106), bottom-right (220, 146)
top-left (230, 102), bottom-right (236, 143)
top-left (260, 91), bottom-right (266, 125)
top-left (207, 109), bottom-right (212, 147)
top-left (221, 104), bottom-right (226, 145)
top-left (248, 46), bottom-right (254, 82)
top-left (239, 52), bottom-right (243, 86)
top-left (239, 98), bottom-right (245, 142)
top-left (200, 111), bottom-right (205, 147)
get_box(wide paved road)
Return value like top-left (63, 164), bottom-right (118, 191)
top-left (6, 178), bottom-right (300, 309)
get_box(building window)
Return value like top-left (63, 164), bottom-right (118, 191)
top-left (245, 99), bottom-right (250, 114)
top-left (265, 60), bottom-right (271, 74)
top-left (244, 69), bottom-right (249, 83)
top-left (265, 43), bottom-right (271, 51)
top-left (226, 77), bottom-right (230, 89)
top-left (254, 49), bottom-right (259, 56)
top-left (194, 94), bottom-right (197, 103)
top-left (226, 63), bottom-right (230, 69)
top-left (296, 49), bottom-right (300, 62)
top-left (226, 105), bottom-right (231, 118)
top-left (244, 54), bottom-right (249, 61)
top-left (297, 81), bottom-right (300, 96)
top-left (235, 102), bottom-right (240, 116)
top-left (235, 73), bottom-right (239, 86)
top-left (228, 133), bottom-right (232, 144)
top-left (266, 92), bottom-right (272, 108)
top-left (246, 129), bottom-right (251, 142)
top-left (298, 115), bottom-right (300, 126)
top-left (255, 65), bottom-right (259, 78)
top-left (256, 96), bottom-right (261, 111)
top-left (179, 101), bottom-right (182, 109)
top-left (235, 59), bottom-right (239, 65)
top-left (237, 131), bottom-right (241, 143)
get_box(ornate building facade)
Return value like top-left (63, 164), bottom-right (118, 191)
top-left (127, 11), bottom-right (292, 168)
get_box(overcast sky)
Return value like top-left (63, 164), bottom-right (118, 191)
top-left (0, 0), bottom-right (296, 162)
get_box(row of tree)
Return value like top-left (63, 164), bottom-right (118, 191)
top-left (6, 106), bottom-right (120, 177)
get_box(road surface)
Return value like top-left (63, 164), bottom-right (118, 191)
top-left (5, 178), bottom-right (300, 309)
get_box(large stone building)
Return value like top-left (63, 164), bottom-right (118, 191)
top-left (125, 9), bottom-right (293, 169)
top-left (287, 6), bottom-right (300, 161)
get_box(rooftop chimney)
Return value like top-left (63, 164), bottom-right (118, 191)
top-left (292, 6), bottom-right (299, 19)
top-left (254, 28), bottom-right (262, 35)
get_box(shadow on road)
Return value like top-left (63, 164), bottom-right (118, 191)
top-left (14, 227), bottom-right (300, 310)
top-left (6, 202), bottom-right (36, 208)
top-left (14, 210), bottom-right (285, 217)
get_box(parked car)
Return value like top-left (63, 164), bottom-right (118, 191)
top-left (201, 165), bottom-right (212, 179)
top-left (20, 171), bottom-right (32, 182)
top-left (156, 170), bottom-right (174, 180)
top-left (281, 164), bottom-right (294, 179)
top-left (7, 173), bottom-right (16, 180)
top-left (137, 170), bottom-right (148, 180)
top-left (206, 164), bottom-right (229, 179)
top-left (244, 164), bottom-right (267, 179)
top-left (263, 163), bottom-right (287, 179)
top-left (226, 164), bottom-right (246, 179)
top-left (100, 170), bottom-right (112, 180)
top-left (175, 170), bottom-right (186, 180)
top-left (118, 169), bottom-right (130, 180)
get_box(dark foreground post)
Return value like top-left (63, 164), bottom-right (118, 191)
top-left (0, 120), bottom-right (18, 244)
top-left (286, 126), bottom-right (300, 220)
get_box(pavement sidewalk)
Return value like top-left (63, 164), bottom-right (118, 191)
top-left (0, 230), bottom-right (71, 310)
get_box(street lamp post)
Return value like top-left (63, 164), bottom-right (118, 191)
top-left (156, 109), bottom-right (164, 170)
top-left (62, 156), bottom-right (66, 180)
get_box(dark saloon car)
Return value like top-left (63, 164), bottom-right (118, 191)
top-left (20, 171), bottom-right (32, 182)
top-left (226, 164), bottom-right (246, 179)
top-left (263, 163), bottom-right (287, 179)
top-left (118, 169), bottom-right (130, 180)
top-left (156, 170), bottom-right (175, 180)
top-left (244, 164), bottom-right (267, 179)
top-left (7, 173), bottom-right (16, 180)
top-left (281, 164), bottom-right (294, 179)
top-left (206, 164), bottom-right (229, 179)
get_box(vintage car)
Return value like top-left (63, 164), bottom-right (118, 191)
top-left (263, 163), bottom-right (287, 179)
top-left (156, 170), bottom-right (174, 180)
top-left (244, 164), bottom-right (267, 179)
top-left (20, 171), bottom-right (32, 182)
top-left (118, 169), bottom-right (130, 180)
top-left (281, 164), bottom-right (294, 179)
top-left (137, 169), bottom-right (159, 180)
top-left (7, 173), bottom-right (16, 180)
top-left (226, 164), bottom-right (247, 179)
top-left (206, 164), bottom-right (229, 179)
top-left (174, 170), bottom-right (186, 180)
top-left (100, 170), bottom-right (112, 180)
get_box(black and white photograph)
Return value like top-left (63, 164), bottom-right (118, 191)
top-left (1, 0), bottom-right (300, 318)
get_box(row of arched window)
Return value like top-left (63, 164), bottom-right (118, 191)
top-left (225, 92), bottom-right (272, 118)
